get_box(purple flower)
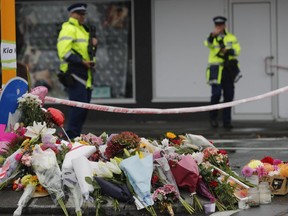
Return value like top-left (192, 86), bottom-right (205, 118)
top-left (241, 166), bottom-right (254, 177)
top-left (273, 159), bottom-right (282, 166)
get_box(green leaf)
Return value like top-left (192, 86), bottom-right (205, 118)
top-left (85, 176), bottom-right (93, 185)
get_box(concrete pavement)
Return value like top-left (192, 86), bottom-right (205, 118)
top-left (82, 119), bottom-right (288, 139)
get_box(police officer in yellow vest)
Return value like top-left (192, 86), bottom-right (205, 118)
top-left (204, 16), bottom-right (241, 129)
top-left (57, 3), bottom-right (98, 138)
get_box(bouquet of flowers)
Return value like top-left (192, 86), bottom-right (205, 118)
top-left (152, 184), bottom-right (179, 216)
top-left (164, 132), bottom-right (184, 146)
top-left (203, 147), bottom-right (255, 188)
top-left (153, 156), bottom-right (195, 214)
top-left (13, 174), bottom-right (47, 216)
top-left (242, 156), bottom-right (287, 179)
top-left (104, 131), bottom-right (140, 159)
top-left (17, 93), bottom-right (50, 127)
top-left (242, 156), bottom-right (288, 195)
top-left (32, 145), bottom-right (68, 216)
top-left (199, 162), bottom-right (238, 211)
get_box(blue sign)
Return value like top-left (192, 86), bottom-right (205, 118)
top-left (0, 77), bottom-right (28, 125)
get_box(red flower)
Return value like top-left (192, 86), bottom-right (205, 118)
top-left (151, 175), bottom-right (160, 185)
top-left (212, 169), bottom-right (220, 176)
top-left (171, 138), bottom-right (182, 145)
top-left (209, 180), bottom-right (218, 188)
top-left (218, 150), bottom-right (227, 155)
top-left (261, 156), bottom-right (274, 165)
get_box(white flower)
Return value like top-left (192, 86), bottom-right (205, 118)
top-left (191, 152), bottom-right (204, 165)
top-left (93, 161), bottom-right (113, 178)
top-left (24, 121), bottom-right (56, 139)
top-left (161, 138), bottom-right (169, 148)
top-left (106, 159), bottom-right (122, 174)
top-left (17, 93), bottom-right (42, 106)
top-left (268, 170), bottom-right (280, 176)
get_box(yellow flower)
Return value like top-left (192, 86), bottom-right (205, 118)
top-left (166, 132), bottom-right (176, 139)
top-left (79, 140), bottom-right (89, 145)
top-left (139, 142), bottom-right (147, 148)
top-left (21, 174), bottom-right (33, 186)
top-left (21, 174), bottom-right (40, 187)
top-left (247, 160), bottom-right (263, 169)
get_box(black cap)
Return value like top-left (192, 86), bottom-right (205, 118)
top-left (213, 16), bottom-right (227, 25)
top-left (67, 3), bottom-right (87, 13)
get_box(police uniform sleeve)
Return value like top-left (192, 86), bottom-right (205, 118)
top-left (230, 34), bottom-right (241, 56)
top-left (57, 25), bottom-right (83, 64)
top-left (204, 33), bottom-right (214, 48)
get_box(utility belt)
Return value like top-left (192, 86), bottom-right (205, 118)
top-left (58, 71), bottom-right (87, 88)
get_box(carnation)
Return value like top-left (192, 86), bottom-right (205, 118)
top-left (261, 156), bottom-right (274, 165)
top-left (273, 159), bottom-right (282, 165)
top-left (241, 166), bottom-right (254, 177)
top-left (255, 166), bottom-right (268, 178)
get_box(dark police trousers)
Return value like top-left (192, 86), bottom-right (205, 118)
top-left (66, 80), bottom-right (92, 139)
top-left (209, 67), bottom-right (234, 125)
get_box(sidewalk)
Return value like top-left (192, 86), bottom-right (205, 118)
top-left (82, 119), bottom-right (288, 139)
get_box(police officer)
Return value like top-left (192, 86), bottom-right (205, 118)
top-left (204, 16), bottom-right (241, 129)
top-left (57, 3), bottom-right (98, 139)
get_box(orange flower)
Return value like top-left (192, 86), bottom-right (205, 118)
top-left (36, 184), bottom-right (47, 193)
top-left (279, 164), bottom-right (288, 177)
top-left (263, 163), bottom-right (274, 173)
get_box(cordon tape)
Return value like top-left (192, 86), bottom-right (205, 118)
top-left (44, 86), bottom-right (288, 114)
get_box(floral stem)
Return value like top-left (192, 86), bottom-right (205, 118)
top-left (179, 196), bottom-right (195, 214)
top-left (57, 198), bottom-right (69, 216)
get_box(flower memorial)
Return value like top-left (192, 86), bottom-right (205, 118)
top-left (0, 86), bottom-right (276, 215)
top-left (241, 156), bottom-right (288, 195)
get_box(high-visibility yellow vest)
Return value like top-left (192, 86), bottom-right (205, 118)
top-left (57, 17), bottom-right (92, 88)
top-left (204, 31), bottom-right (241, 84)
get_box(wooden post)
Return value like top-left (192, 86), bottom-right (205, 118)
top-left (1, 0), bottom-right (17, 86)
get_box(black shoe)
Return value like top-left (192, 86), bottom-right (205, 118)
top-left (223, 123), bottom-right (233, 129)
top-left (210, 120), bottom-right (218, 128)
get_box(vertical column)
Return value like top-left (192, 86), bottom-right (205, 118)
top-left (1, 0), bottom-right (16, 86)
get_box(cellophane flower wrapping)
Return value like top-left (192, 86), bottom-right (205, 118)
top-left (0, 148), bottom-right (22, 186)
top-left (120, 154), bottom-right (154, 207)
top-left (154, 156), bottom-right (196, 214)
top-left (13, 184), bottom-right (36, 216)
top-left (154, 157), bottom-right (179, 194)
top-left (72, 156), bottom-right (94, 201)
top-left (61, 142), bottom-right (96, 215)
top-left (169, 155), bottom-right (199, 193)
top-left (31, 145), bottom-right (64, 203)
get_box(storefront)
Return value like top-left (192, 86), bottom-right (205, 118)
top-left (12, 0), bottom-right (288, 121)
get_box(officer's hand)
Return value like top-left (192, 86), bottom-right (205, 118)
top-left (92, 38), bottom-right (98, 47)
top-left (220, 48), bottom-right (227, 54)
top-left (212, 26), bottom-right (221, 36)
top-left (82, 61), bottom-right (95, 68)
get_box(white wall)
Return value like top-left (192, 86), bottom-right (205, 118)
top-left (277, 0), bottom-right (288, 119)
top-left (152, 0), bottom-right (288, 119)
top-left (152, 0), bottom-right (226, 102)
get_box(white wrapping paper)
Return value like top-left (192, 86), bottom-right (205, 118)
top-left (62, 142), bottom-right (96, 170)
top-left (72, 156), bottom-right (94, 201)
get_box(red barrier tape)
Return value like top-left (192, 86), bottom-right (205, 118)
top-left (44, 86), bottom-right (288, 114)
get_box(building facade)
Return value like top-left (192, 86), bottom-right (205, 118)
top-left (14, 0), bottom-right (288, 121)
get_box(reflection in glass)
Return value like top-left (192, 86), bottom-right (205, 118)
top-left (16, 1), bottom-right (133, 100)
